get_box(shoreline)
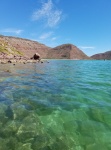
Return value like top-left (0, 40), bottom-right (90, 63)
top-left (0, 58), bottom-right (110, 64)
top-left (0, 59), bottom-right (41, 64)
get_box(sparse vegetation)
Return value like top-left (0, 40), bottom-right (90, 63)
top-left (0, 46), bottom-right (9, 53)
top-left (0, 39), bottom-right (23, 56)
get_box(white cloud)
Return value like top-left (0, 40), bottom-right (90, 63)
top-left (79, 46), bottom-right (95, 49)
top-left (1, 28), bottom-right (23, 35)
top-left (39, 32), bottom-right (53, 39)
top-left (32, 0), bottom-right (62, 27)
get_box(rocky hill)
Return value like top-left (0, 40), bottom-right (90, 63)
top-left (91, 50), bottom-right (111, 60)
top-left (47, 44), bottom-right (89, 59)
top-left (0, 35), bottom-right (50, 59)
top-left (0, 35), bottom-right (89, 60)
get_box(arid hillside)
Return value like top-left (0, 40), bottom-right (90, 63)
top-left (0, 35), bottom-right (50, 58)
top-left (91, 51), bottom-right (111, 60)
top-left (47, 44), bottom-right (89, 59)
top-left (0, 35), bottom-right (89, 59)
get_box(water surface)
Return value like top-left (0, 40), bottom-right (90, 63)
top-left (0, 60), bottom-right (111, 150)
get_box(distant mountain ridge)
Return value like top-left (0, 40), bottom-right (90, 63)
top-left (0, 35), bottom-right (89, 59)
top-left (91, 50), bottom-right (111, 60)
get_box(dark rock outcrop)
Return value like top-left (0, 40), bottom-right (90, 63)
top-left (31, 53), bottom-right (40, 60)
top-left (91, 50), bottom-right (111, 60)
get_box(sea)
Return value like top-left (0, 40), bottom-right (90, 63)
top-left (0, 60), bottom-right (111, 150)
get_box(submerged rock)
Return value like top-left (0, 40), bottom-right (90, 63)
top-left (16, 113), bottom-right (43, 142)
top-left (16, 143), bottom-right (33, 150)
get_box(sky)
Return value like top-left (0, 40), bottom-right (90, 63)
top-left (0, 0), bottom-right (111, 56)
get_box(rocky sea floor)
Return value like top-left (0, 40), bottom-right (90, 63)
top-left (0, 60), bottom-right (111, 150)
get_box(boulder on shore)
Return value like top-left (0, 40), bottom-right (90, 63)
top-left (31, 53), bottom-right (40, 60)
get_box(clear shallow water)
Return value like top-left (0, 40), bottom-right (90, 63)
top-left (0, 60), bottom-right (111, 150)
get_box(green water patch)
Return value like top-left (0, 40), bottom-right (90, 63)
top-left (0, 100), bottom-right (111, 150)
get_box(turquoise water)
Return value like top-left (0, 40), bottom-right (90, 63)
top-left (0, 60), bottom-right (111, 150)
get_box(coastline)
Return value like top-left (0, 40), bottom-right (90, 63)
top-left (0, 58), bottom-right (110, 65)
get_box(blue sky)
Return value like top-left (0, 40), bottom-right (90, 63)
top-left (0, 0), bottom-right (111, 56)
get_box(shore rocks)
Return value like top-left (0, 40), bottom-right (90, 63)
top-left (0, 53), bottom-right (42, 64)
top-left (0, 59), bottom-right (40, 64)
